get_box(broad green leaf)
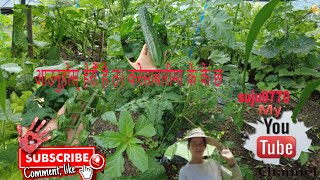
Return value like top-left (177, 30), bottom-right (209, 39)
top-left (292, 79), bottom-right (320, 122)
top-left (79, 130), bottom-right (89, 143)
top-left (127, 144), bottom-right (149, 172)
top-left (258, 44), bottom-right (280, 59)
top-left (20, 107), bottom-right (55, 126)
top-left (128, 137), bottom-right (143, 144)
top-left (254, 71), bottom-right (265, 81)
top-left (76, 90), bottom-right (91, 102)
top-left (58, 114), bottom-right (73, 129)
top-left (83, 113), bottom-right (96, 126)
top-left (164, 143), bottom-right (177, 160)
top-left (92, 131), bottom-right (124, 149)
top-left (265, 75), bottom-right (278, 82)
top-left (66, 99), bottom-right (82, 114)
top-left (294, 67), bottom-right (320, 78)
top-left (1, 63), bottom-right (22, 73)
top-left (262, 65), bottom-right (273, 73)
top-left (119, 111), bottom-right (134, 137)
top-left (10, 91), bottom-right (19, 103)
top-left (205, 7), bottom-right (234, 47)
top-left (295, 77), bottom-right (306, 88)
top-left (278, 69), bottom-right (294, 77)
top-left (33, 40), bottom-right (49, 48)
top-left (242, 0), bottom-right (280, 95)
top-left (274, 64), bottom-right (290, 73)
top-left (135, 115), bottom-right (156, 137)
top-left (284, 35), bottom-right (316, 54)
top-left (0, 70), bottom-right (6, 117)
top-left (266, 82), bottom-right (278, 90)
top-left (279, 77), bottom-right (296, 88)
top-left (96, 98), bottom-right (109, 114)
top-left (51, 129), bottom-right (67, 141)
top-left (257, 82), bottom-right (267, 90)
top-left (309, 145), bottom-right (320, 151)
top-left (101, 153), bottom-right (125, 178)
top-left (116, 143), bottom-right (128, 156)
top-left (163, 92), bottom-right (181, 101)
top-left (279, 67), bottom-right (320, 77)
top-left (129, 156), bottom-right (167, 180)
top-left (208, 49), bottom-right (230, 64)
top-left (107, 34), bottom-right (124, 56)
top-left (79, 0), bottom-right (104, 8)
top-left (307, 53), bottom-right (320, 69)
top-left (101, 111), bottom-right (118, 126)
top-left (251, 57), bottom-right (261, 69)
top-left (200, 47), bottom-right (210, 59)
top-left (299, 152), bottom-right (309, 166)
top-left (160, 100), bottom-right (173, 111)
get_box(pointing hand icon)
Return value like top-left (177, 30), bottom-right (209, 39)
top-left (79, 165), bottom-right (93, 180)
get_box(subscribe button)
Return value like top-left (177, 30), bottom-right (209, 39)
top-left (19, 146), bottom-right (105, 169)
top-left (257, 136), bottom-right (296, 158)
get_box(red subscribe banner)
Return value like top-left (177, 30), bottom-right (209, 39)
top-left (18, 146), bottom-right (105, 180)
top-left (19, 147), bottom-right (96, 168)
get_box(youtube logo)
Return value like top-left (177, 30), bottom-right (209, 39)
top-left (257, 136), bottom-right (296, 158)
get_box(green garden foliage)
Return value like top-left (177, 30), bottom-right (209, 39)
top-left (0, 0), bottom-right (319, 179)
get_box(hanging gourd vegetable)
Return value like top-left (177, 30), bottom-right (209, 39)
top-left (139, 6), bottom-right (165, 68)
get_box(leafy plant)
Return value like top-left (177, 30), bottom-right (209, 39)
top-left (10, 91), bottom-right (33, 114)
top-left (117, 93), bottom-right (176, 137)
top-left (299, 151), bottom-right (309, 166)
top-left (93, 111), bottom-right (156, 177)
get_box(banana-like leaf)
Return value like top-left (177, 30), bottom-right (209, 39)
top-left (242, 0), bottom-right (280, 95)
top-left (292, 79), bottom-right (320, 122)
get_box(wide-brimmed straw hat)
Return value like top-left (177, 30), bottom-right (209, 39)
top-left (180, 128), bottom-right (222, 149)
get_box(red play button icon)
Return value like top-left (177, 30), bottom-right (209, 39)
top-left (89, 154), bottom-right (105, 170)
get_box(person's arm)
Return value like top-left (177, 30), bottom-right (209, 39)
top-left (220, 163), bottom-right (242, 180)
top-left (220, 149), bottom-right (243, 180)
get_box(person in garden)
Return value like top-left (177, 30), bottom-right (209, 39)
top-left (179, 128), bottom-right (242, 180)
top-left (18, 44), bottom-right (156, 146)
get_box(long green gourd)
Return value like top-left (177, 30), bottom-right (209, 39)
top-left (139, 6), bottom-right (164, 68)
